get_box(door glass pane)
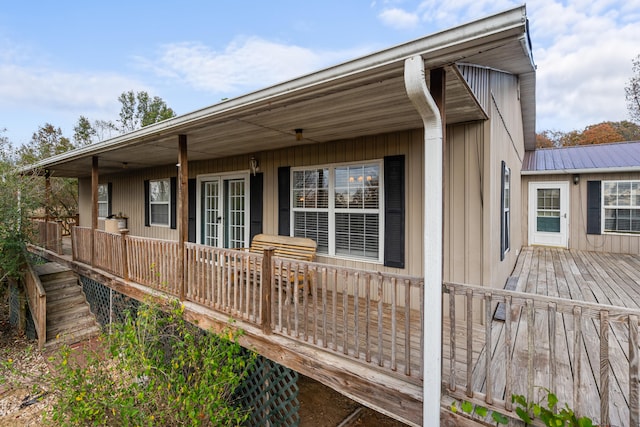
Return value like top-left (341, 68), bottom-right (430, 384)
top-left (203, 181), bottom-right (220, 247)
top-left (536, 188), bottom-right (560, 232)
top-left (227, 179), bottom-right (245, 249)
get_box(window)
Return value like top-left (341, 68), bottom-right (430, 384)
top-left (500, 161), bottom-right (510, 260)
top-left (603, 180), bottom-right (640, 234)
top-left (97, 183), bottom-right (109, 218)
top-left (149, 178), bottom-right (171, 226)
top-left (292, 162), bottom-right (382, 261)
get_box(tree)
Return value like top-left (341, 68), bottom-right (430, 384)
top-left (577, 122), bottom-right (623, 145)
top-left (16, 124), bottom-right (74, 166)
top-left (15, 124), bottom-right (78, 220)
top-left (73, 116), bottom-right (97, 147)
top-left (626, 54), bottom-right (640, 123)
top-left (117, 90), bottom-right (176, 133)
top-left (0, 130), bottom-right (41, 282)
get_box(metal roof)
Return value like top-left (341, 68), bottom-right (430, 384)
top-left (522, 141), bottom-right (640, 174)
top-left (23, 6), bottom-right (535, 178)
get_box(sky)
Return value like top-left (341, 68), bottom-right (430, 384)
top-left (1, 0), bottom-right (640, 147)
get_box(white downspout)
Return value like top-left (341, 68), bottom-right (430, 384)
top-left (404, 55), bottom-right (443, 426)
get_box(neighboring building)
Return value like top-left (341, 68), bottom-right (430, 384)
top-left (25, 6), bottom-right (536, 425)
top-left (522, 141), bottom-right (640, 254)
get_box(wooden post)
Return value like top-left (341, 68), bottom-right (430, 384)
top-left (120, 228), bottom-right (129, 281)
top-left (44, 170), bottom-right (51, 249)
top-left (261, 248), bottom-right (274, 334)
top-left (178, 135), bottom-right (188, 301)
top-left (91, 156), bottom-right (99, 267)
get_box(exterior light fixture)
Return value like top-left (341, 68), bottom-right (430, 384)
top-left (249, 156), bottom-right (259, 176)
top-left (295, 128), bottom-right (303, 141)
top-left (573, 174), bottom-right (580, 185)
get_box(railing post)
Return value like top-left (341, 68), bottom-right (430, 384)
top-left (120, 228), bottom-right (129, 281)
top-left (261, 248), bottom-right (274, 334)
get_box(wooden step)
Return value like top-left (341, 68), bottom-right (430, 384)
top-left (46, 287), bottom-right (84, 303)
top-left (47, 294), bottom-right (88, 313)
top-left (42, 277), bottom-right (79, 292)
top-left (47, 315), bottom-right (100, 341)
top-left (46, 325), bottom-right (101, 349)
top-left (47, 303), bottom-right (93, 323)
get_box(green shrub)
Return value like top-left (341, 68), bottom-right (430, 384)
top-left (48, 300), bottom-right (254, 426)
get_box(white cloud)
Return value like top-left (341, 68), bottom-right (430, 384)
top-left (378, 8), bottom-right (420, 30)
top-left (529, 0), bottom-right (640, 131)
top-left (375, 0), bottom-right (640, 132)
top-left (141, 37), bottom-right (366, 95)
top-left (0, 64), bottom-right (143, 112)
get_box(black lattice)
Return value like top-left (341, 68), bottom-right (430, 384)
top-left (238, 355), bottom-right (300, 427)
top-left (80, 277), bottom-right (139, 325)
top-left (80, 277), bottom-right (299, 426)
top-left (8, 282), bottom-right (20, 328)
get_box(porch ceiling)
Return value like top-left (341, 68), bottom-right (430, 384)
top-left (25, 6), bottom-right (535, 179)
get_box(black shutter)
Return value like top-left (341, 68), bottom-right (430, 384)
top-left (250, 173), bottom-right (264, 242)
top-left (384, 155), bottom-right (405, 268)
top-left (170, 177), bottom-right (177, 229)
top-left (144, 180), bottom-right (150, 227)
top-left (500, 161), bottom-right (506, 261)
top-left (587, 180), bottom-right (602, 235)
top-left (188, 178), bottom-right (196, 243)
top-left (278, 166), bottom-right (291, 236)
top-left (107, 182), bottom-right (113, 217)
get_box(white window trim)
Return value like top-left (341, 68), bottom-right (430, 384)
top-left (149, 178), bottom-right (171, 227)
top-left (291, 160), bottom-right (384, 263)
top-left (601, 180), bottom-right (640, 234)
top-left (501, 163), bottom-right (511, 258)
top-left (97, 183), bottom-right (109, 219)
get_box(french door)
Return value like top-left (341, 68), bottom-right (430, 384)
top-left (198, 174), bottom-right (248, 249)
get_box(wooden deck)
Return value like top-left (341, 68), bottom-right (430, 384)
top-left (443, 246), bottom-right (640, 427)
top-left (33, 223), bottom-right (640, 426)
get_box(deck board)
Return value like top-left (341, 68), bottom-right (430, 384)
top-left (443, 247), bottom-right (640, 426)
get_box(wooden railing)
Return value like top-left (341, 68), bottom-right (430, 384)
top-left (72, 226), bottom-right (92, 264)
top-left (23, 259), bottom-right (47, 349)
top-left (34, 220), bottom-right (63, 254)
top-left (271, 259), bottom-right (424, 381)
top-left (443, 281), bottom-right (640, 426)
top-left (69, 227), bottom-right (424, 382)
top-left (125, 236), bottom-right (182, 297)
top-left (185, 243), bottom-right (264, 323)
top-left (93, 230), bottom-right (125, 277)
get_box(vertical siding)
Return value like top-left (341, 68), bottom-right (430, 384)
top-left (484, 70), bottom-right (525, 289)
top-left (443, 122), bottom-right (484, 286)
top-left (522, 172), bottom-right (640, 254)
top-left (458, 64), bottom-right (491, 113)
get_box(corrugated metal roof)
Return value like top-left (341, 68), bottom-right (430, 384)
top-left (522, 141), bottom-right (640, 174)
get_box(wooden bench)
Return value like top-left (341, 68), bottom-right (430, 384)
top-left (247, 234), bottom-right (317, 262)
top-left (245, 234), bottom-right (317, 297)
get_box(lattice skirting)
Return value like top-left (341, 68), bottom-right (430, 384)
top-left (80, 276), bottom-right (139, 325)
top-left (8, 281), bottom-right (21, 328)
top-left (238, 355), bottom-right (300, 427)
top-left (80, 277), bottom-right (300, 426)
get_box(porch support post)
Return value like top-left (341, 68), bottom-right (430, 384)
top-left (91, 156), bottom-right (99, 267)
top-left (44, 170), bottom-right (51, 249)
top-left (404, 56), bottom-right (443, 426)
top-left (178, 135), bottom-right (188, 300)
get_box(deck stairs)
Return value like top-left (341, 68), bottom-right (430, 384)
top-left (32, 262), bottom-right (101, 348)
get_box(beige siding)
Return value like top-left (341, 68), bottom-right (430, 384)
top-left (483, 70), bottom-right (525, 289)
top-left (443, 122), bottom-right (485, 286)
top-left (80, 130), bottom-right (425, 276)
top-left (522, 172), bottom-right (640, 254)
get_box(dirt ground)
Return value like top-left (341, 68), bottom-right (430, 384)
top-left (0, 288), bottom-right (408, 426)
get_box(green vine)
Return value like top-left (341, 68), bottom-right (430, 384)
top-left (452, 388), bottom-right (596, 427)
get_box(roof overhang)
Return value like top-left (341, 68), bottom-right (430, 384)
top-left (23, 5), bottom-right (535, 179)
